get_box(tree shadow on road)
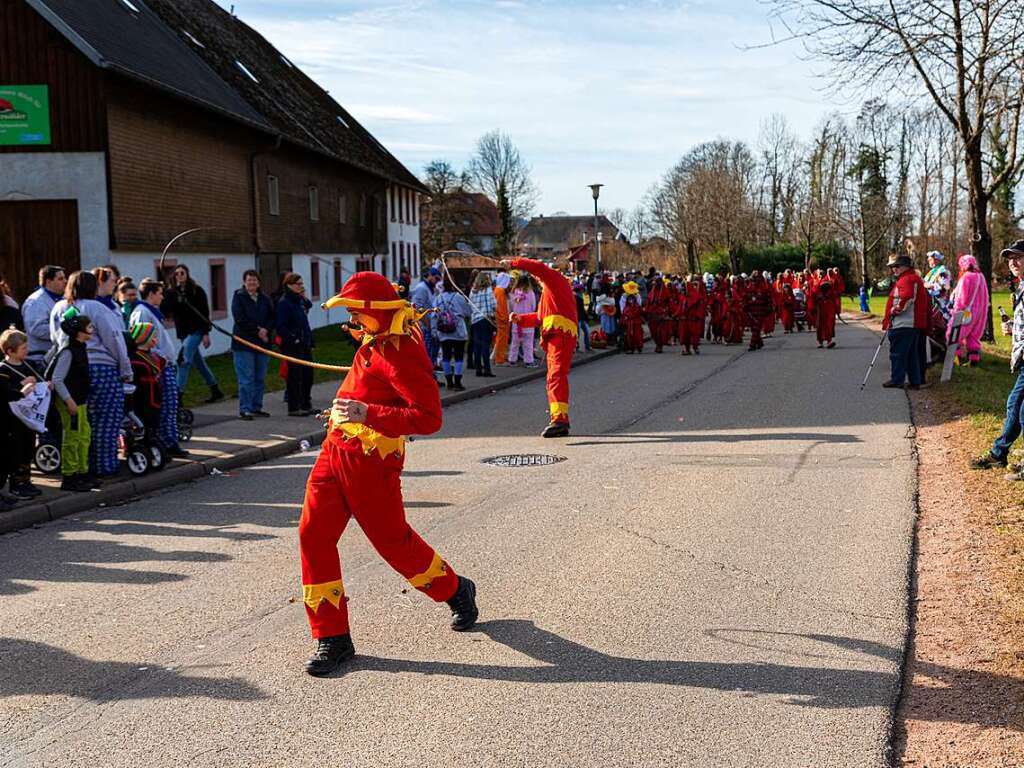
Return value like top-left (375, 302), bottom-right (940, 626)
top-left (0, 638), bottom-right (266, 702)
top-left (566, 432), bottom-right (863, 447)
top-left (0, 539), bottom-right (230, 597)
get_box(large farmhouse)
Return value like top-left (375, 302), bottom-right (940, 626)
top-left (0, 0), bottom-right (425, 351)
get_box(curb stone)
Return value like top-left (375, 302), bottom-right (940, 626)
top-left (0, 346), bottom-right (620, 535)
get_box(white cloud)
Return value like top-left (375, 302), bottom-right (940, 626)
top-left (224, 0), bottom-right (847, 213)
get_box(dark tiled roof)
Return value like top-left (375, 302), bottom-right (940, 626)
top-left (26, 0), bottom-right (426, 193)
top-left (519, 215), bottom-right (623, 248)
top-left (454, 193), bottom-right (500, 237)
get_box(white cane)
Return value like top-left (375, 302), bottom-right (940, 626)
top-left (861, 332), bottom-right (887, 390)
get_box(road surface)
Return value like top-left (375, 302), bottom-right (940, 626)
top-left (0, 322), bottom-right (916, 767)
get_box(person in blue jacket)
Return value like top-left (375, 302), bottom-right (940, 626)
top-left (231, 269), bottom-right (275, 420)
top-left (275, 272), bottom-right (315, 416)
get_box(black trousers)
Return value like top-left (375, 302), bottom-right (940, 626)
top-left (284, 344), bottom-right (313, 411)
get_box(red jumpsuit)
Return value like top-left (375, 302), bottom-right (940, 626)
top-left (300, 292), bottom-right (459, 639)
top-left (510, 258), bottom-right (578, 425)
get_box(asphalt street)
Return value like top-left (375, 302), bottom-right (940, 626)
top-left (0, 322), bottom-right (916, 768)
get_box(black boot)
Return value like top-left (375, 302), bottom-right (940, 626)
top-left (542, 421), bottom-right (570, 438)
top-left (205, 385), bottom-right (225, 404)
top-left (304, 634), bottom-right (356, 677)
top-left (447, 576), bottom-right (479, 631)
top-left (452, 375), bottom-right (466, 391)
top-left (445, 374), bottom-right (454, 389)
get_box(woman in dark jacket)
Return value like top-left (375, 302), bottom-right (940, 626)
top-left (231, 270), bottom-right (274, 420)
top-left (162, 264), bottom-right (223, 403)
top-left (275, 272), bottom-right (314, 416)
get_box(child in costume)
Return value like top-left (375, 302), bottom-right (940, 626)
top-left (622, 293), bottom-right (645, 353)
top-left (301, 272), bottom-right (478, 676)
top-left (48, 310), bottom-right (94, 492)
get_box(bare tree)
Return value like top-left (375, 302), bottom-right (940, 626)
top-left (772, 0), bottom-right (1024, 322)
top-left (757, 114), bottom-right (802, 245)
top-left (467, 130), bottom-right (539, 220)
top-left (420, 159), bottom-right (472, 262)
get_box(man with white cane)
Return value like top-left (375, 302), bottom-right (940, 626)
top-left (971, 240), bottom-right (1024, 477)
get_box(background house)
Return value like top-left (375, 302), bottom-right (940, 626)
top-left (518, 214), bottom-right (625, 263)
top-left (0, 0), bottom-right (425, 353)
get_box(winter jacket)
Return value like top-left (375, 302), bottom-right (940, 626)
top-left (161, 282), bottom-right (213, 340)
top-left (50, 298), bottom-right (131, 379)
top-left (275, 290), bottom-right (313, 349)
top-left (231, 288), bottom-right (275, 351)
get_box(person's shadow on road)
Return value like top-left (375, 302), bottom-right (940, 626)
top-left (349, 620), bottom-right (1024, 729)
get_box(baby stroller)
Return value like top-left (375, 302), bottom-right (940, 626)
top-left (34, 428), bottom-right (62, 475)
top-left (120, 384), bottom-right (166, 476)
top-left (793, 289), bottom-right (807, 332)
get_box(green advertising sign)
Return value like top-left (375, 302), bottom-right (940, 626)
top-left (0, 85), bottom-right (51, 146)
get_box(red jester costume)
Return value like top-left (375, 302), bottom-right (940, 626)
top-left (299, 272), bottom-right (478, 676)
top-left (509, 257), bottom-right (578, 438)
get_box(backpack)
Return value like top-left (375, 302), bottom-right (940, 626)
top-left (436, 294), bottom-right (458, 334)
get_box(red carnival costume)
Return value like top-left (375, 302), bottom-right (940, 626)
top-left (622, 297), bottom-right (645, 353)
top-left (680, 280), bottom-right (706, 354)
top-left (780, 285), bottom-right (796, 333)
top-left (299, 272), bottom-right (478, 676)
top-left (744, 276), bottom-right (772, 351)
top-left (647, 280), bottom-right (673, 352)
top-left (509, 257), bottom-right (578, 437)
top-left (814, 280), bottom-right (839, 348)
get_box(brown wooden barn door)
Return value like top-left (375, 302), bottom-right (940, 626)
top-left (0, 200), bottom-right (81, 301)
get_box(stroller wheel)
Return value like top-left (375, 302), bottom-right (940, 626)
top-left (127, 449), bottom-right (150, 476)
top-left (35, 442), bottom-right (62, 474)
top-left (178, 422), bottom-right (193, 442)
top-left (179, 409), bottom-right (195, 426)
top-left (149, 444), bottom-right (165, 471)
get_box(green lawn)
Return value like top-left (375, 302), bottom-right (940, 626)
top-left (179, 324), bottom-right (357, 408)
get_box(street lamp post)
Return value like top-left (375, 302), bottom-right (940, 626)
top-left (589, 183), bottom-right (603, 273)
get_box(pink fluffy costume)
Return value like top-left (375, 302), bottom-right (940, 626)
top-left (948, 254), bottom-right (990, 364)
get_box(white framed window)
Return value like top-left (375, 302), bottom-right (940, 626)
top-left (339, 193), bottom-right (348, 224)
top-left (267, 175), bottom-right (280, 216)
top-left (309, 186), bottom-right (320, 221)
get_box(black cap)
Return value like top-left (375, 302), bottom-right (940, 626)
top-left (1001, 239), bottom-right (1024, 259)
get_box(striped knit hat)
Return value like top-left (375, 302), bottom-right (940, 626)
top-left (129, 322), bottom-right (157, 347)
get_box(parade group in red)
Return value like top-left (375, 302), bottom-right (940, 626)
top-left (615, 267), bottom-right (845, 355)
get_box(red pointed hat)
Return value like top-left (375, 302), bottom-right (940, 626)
top-left (322, 271), bottom-right (403, 311)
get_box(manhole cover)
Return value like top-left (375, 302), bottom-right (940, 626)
top-left (482, 454), bottom-right (567, 468)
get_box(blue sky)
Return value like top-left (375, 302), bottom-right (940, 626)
top-left (215, 1), bottom-right (844, 215)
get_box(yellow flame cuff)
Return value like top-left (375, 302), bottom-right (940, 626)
top-left (303, 579), bottom-right (345, 612)
top-left (407, 552), bottom-right (448, 590)
top-left (550, 401), bottom-right (570, 417)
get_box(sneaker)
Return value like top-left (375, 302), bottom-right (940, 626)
top-left (0, 491), bottom-right (20, 505)
top-left (7, 483), bottom-right (38, 501)
top-left (253, 410), bottom-right (272, 418)
top-left (205, 385), bottom-right (225, 404)
top-left (239, 413), bottom-right (254, 421)
top-left (542, 421), bottom-right (570, 439)
top-left (60, 476), bottom-right (89, 493)
top-left (0, 496), bottom-right (14, 512)
top-left (970, 453), bottom-right (1007, 470)
top-left (304, 634), bottom-right (356, 677)
top-left (9, 483), bottom-right (42, 499)
top-left (882, 381), bottom-right (904, 389)
top-left (1005, 469), bottom-right (1024, 482)
top-left (446, 576), bottom-right (479, 632)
